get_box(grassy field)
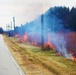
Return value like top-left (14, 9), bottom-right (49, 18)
top-left (3, 35), bottom-right (76, 75)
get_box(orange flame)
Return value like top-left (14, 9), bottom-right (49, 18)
top-left (47, 32), bottom-right (55, 49)
top-left (72, 53), bottom-right (76, 61)
top-left (23, 33), bottom-right (27, 42)
top-left (18, 33), bottom-right (28, 43)
top-left (72, 56), bottom-right (76, 60)
top-left (14, 34), bottom-right (19, 38)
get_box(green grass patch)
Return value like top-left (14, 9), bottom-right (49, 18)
top-left (8, 36), bottom-right (76, 75)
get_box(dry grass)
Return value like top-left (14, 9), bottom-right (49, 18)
top-left (3, 35), bottom-right (54, 75)
top-left (3, 35), bottom-right (76, 75)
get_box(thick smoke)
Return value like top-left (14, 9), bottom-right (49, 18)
top-left (14, 6), bottom-right (76, 58)
top-left (50, 32), bottom-right (72, 58)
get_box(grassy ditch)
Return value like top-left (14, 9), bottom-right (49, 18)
top-left (3, 35), bottom-right (76, 75)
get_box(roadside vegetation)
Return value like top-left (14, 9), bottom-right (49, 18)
top-left (3, 35), bottom-right (76, 75)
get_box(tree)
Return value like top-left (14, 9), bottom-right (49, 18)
top-left (65, 7), bottom-right (76, 31)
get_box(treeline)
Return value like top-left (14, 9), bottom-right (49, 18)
top-left (49, 6), bottom-right (76, 31)
top-left (14, 6), bottom-right (76, 35)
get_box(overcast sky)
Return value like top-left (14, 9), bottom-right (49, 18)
top-left (0, 0), bottom-right (76, 30)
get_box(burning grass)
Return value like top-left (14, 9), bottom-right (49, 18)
top-left (3, 35), bottom-right (76, 75)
